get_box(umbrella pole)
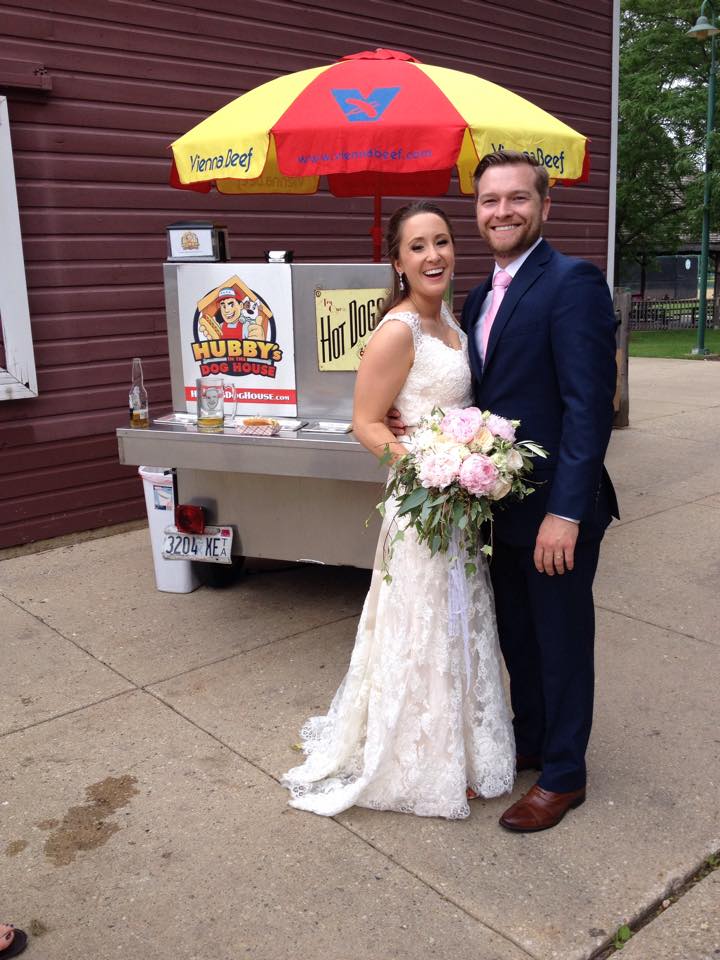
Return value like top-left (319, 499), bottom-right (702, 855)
top-left (371, 193), bottom-right (382, 263)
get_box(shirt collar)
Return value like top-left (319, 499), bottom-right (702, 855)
top-left (493, 237), bottom-right (543, 280)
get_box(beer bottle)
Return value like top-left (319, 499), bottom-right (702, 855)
top-left (129, 357), bottom-right (149, 428)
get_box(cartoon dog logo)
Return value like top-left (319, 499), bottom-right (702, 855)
top-left (238, 296), bottom-right (265, 340)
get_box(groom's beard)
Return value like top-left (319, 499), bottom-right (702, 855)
top-left (483, 221), bottom-right (543, 264)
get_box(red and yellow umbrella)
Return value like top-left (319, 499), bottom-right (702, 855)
top-left (170, 48), bottom-right (589, 260)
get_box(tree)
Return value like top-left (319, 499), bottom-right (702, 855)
top-left (618, 0), bottom-right (720, 291)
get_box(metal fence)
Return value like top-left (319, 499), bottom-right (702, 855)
top-left (628, 298), bottom-right (712, 330)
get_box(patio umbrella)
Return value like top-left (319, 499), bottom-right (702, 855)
top-left (170, 48), bottom-right (589, 261)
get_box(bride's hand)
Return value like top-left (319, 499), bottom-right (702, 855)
top-left (385, 407), bottom-right (406, 437)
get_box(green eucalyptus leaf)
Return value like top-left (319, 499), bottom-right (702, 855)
top-left (419, 500), bottom-right (433, 522)
top-left (522, 441), bottom-right (548, 458)
top-left (397, 486), bottom-right (430, 514)
top-left (430, 510), bottom-right (443, 528)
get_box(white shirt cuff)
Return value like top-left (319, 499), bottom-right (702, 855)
top-left (548, 513), bottom-right (580, 524)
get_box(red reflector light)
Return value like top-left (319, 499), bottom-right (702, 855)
top-left (175, 504), bottom-right (206, 535)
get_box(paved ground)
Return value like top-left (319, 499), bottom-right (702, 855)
top-left (1, 357), bottom-right (719, 960)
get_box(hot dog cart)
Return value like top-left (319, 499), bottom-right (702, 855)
top-left (117, 259), bottom-right (391, 579)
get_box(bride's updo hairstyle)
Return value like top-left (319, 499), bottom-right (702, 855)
top-left (380, 200), bottom-right (455, 320)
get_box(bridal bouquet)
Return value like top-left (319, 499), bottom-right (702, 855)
top-left (379, 406), bottom-right (547, 579)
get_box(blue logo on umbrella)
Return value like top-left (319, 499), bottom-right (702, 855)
top-left (331, 87), bottom-right (400, 122)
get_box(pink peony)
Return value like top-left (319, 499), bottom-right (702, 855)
top-left (441, 407), bottom-right (484, 444)
top-left (458, 454), bottom-right (500, 496)
top-left (485, 414), bottom-right (516, 443)
top-left (417, 447), bottom-right (463, 489)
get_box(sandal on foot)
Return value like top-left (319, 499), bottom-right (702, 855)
top-left (466, 787), bottom-right (480, 800)
top-left (0, 925), bottom-right (28, 958)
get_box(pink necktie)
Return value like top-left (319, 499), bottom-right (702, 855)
top-left (481, 269), bottom-right (512, 358)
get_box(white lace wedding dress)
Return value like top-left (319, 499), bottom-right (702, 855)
top-left (282, 306), bottom-right (515, 819)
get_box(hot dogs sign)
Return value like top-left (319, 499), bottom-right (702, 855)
top-left (315, 287), bottom-right (390, 371)
top-left (176, 263), bottom-right (297, 417)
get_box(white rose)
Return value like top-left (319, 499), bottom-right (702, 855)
top-left (506, 449), bottom-right (524, 472)
top-left (489, 477), bottom-right (512, 501)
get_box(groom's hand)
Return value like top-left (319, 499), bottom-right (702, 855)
top-left (534, 515), bottom-right (579, 576)
top-left (385, 407), bottom-right (406, 437)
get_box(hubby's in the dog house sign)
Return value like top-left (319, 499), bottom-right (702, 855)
top-left (176, 263), bottom-right (297, 417)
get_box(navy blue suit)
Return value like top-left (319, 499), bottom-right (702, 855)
top-left (461, 238), bottom-right (618, 792)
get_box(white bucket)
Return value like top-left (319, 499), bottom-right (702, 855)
top-left (138, 466), bottom-right (200, 593)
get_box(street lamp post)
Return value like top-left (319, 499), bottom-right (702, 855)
top-left (688, 1), bottom-right (720, 356)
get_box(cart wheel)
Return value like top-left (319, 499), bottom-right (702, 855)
top-left (196, 555), bottom-right (246, 589)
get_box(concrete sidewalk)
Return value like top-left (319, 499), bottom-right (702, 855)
top-left (2, 357), bottom-right (719, 960)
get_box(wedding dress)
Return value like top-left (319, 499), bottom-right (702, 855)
top-left (282, 306), bottom-right (515, 819)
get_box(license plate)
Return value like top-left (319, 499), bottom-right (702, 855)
top-left (161, 525), bottom-right (233, 564)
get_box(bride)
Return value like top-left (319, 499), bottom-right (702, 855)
top-left (282, 201), bottom-right (515, 819)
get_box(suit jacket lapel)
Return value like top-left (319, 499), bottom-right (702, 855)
top-left (482, 239), bottom-right (552, 375)
top-left (466, 276), bottom-right (492, 380)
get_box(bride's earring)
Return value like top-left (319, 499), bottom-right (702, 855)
top-left (397, 271), bottom-right (405, 292)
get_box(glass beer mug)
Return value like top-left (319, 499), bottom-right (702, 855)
top-left (196, 377), bottom-right (237, 433)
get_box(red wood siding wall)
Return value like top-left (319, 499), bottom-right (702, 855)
top-left (0, 0), bottom-right (614, 549)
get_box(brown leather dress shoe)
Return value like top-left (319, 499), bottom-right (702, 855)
top-left (516, 753), bottom-right (542, 773)
top-left (499, 784), bottom-right (586, 832)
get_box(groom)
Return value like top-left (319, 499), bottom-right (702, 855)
top-left (463, 150), bottom-right (618, 831)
